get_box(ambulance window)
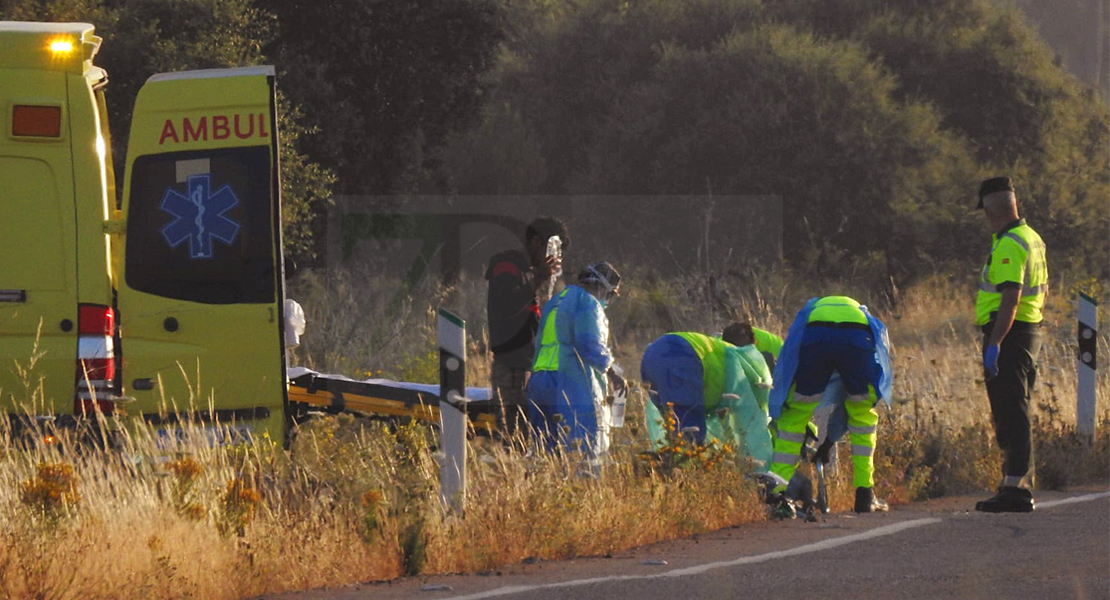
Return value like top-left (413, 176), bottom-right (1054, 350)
top-left (125, 147), bottom-right (275, 304)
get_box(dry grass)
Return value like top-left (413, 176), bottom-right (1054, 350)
top-left (427, 433), bottom-right (764, 573)
top-left (0, 271), bottom-right (1106, 599)
top-left (0, 413), bottom-right (401, 600)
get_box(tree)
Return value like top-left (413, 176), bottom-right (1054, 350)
top-left (1008, 0), bottom-right (1108, 93)
top-left (435, 101), bottom-right (547, 195)
top-left (502, 0), bottom-right (763, 193)
top-left (476, 0), bottom-right (1108, 281)
top-left (770, 0), bottom-right (1110, 275)
top-left (266, 0), bottom-right (506, 195)
top-left (0, 0), bottom-right (334, 267)
top-left (571, 24), bottom-right (975, 281)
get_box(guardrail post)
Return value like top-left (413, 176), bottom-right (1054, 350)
top-left (1077, 292), bottom-right (1098, 440)
top-left (437, 308), bottom-right (467, 512)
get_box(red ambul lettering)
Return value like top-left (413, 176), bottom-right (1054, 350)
top-left (158, 113), bottom-right (270, 145)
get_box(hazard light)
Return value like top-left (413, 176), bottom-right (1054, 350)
top-left (12, 105), bottom-right (62, 138)
top-left (50, 40), bottom-right (75, 55)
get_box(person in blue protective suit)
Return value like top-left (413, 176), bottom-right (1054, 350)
top-left (640, 325), bottom-right (773, 465)
top-left (767, 296), bottom-right (893, 513)
top-left (526, 262), bottom-right (626, 455)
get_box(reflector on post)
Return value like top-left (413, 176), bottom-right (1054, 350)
top-left (1077, 292), bottom-right (1098, 440)
top-left (12, 105), bottom-right (62, 138)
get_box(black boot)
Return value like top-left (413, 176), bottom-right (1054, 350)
top-left (975, 487), bottom-right (1034, 513)
top-left (854, 487), bottom-right (889, 513)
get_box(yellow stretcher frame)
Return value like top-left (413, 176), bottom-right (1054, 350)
top-left (287, 373), bottom-right (496, 433)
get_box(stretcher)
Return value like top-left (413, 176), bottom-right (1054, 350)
top-left (286, 368), bottom-right (498, 432)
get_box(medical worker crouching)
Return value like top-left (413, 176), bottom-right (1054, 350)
top-left (640, 326), bottom-right (774, 465)
top-left (526, 262), bottom-right (626, 456)
top-left (767, 296), bottom-right (894, 513)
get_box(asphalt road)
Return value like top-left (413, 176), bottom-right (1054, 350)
top-left (265, 489), bottom-right (1110, 600)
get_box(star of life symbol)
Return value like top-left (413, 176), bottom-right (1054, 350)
top-left (159, 174), bottom-right (240, 259)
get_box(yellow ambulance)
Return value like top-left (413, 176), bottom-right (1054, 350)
top-left (1, 22), bottom-right (289, 446)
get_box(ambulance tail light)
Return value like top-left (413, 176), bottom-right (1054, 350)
top-left (79, 305), bottom-right (114, 336)
top-left (75, 304), bottom-right (118, 416)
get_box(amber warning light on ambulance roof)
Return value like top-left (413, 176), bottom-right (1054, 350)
top-left (12, 105), bottom-right (62, 138)
top-left (49, 39), bottom-right (75, 54)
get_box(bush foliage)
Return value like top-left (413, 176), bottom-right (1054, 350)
top-left (444, 0), bottom-right (1109, 284)
top-left (3, 0), bottom-right (1104, 281)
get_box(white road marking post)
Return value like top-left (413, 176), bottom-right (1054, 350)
top-left (438, 308), bottom-right (468, 513)
top-left (1077, 292), bottom-right (1098, 440)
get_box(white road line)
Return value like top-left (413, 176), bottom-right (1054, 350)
top-left (434, 518), bottom-right (942, 600)
top-left (1036, 491), bottom-right (1110, 509)
top-left (659, 518), bottom-right (942, 577)
top-left (431, 492), bottom-right (1110, 600)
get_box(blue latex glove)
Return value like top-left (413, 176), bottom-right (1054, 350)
top-left (983, 344), bottom-right (1000, 380)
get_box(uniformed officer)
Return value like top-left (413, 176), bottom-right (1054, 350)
top-left (974, 176), bottom-right (1048, 513)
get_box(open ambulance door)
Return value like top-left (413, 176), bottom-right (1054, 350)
top-left (117, 67), bottom-right (288, 448)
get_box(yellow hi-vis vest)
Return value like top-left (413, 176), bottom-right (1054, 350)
top-left (673, 332), bottom-right (728, 411)
top-left (752, 327), bottom-right (784, 360)
top-left (806, 296), bottom-right (868, 325)
top-left (533, 289), bottom-right (568, 372)
top-left (975, 219), bottom-right (1047, 326)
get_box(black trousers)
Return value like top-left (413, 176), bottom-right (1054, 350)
top-left (983, 322), bottom-right (1042, 488)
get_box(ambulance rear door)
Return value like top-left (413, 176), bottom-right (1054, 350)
top-left (117, 67), bottom-right (287, 447)
top-left (0, 66), bottom-right (78, 413)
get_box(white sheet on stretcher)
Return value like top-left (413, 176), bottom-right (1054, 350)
top-left (288, 367), bottom-right (493, 402)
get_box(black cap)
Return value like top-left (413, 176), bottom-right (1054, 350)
top-left (977, 176), bottom-right (1015, 208)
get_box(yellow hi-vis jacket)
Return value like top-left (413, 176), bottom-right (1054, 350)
top-left (976, 219), bottom-right (1048, 326)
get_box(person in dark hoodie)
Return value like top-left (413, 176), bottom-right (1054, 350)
top-left (485, 217), bottom-right (569, 440)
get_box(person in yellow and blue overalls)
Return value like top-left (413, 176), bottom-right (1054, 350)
top-left (527, 262), bottom-right (626, 456)
top-left (767, 296), bottom-right (893, 513)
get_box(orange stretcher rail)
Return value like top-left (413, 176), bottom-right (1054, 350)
top-left (287, 372), bottom-right (497, 432)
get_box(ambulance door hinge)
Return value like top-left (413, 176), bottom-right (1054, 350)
top-left (103, 219), bottom-right (126, 235)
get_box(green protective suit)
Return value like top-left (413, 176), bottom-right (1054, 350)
top-left (643, 336), bottom-right (773, 466)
